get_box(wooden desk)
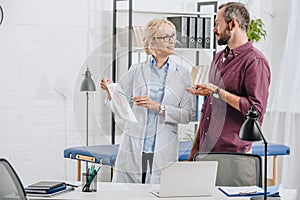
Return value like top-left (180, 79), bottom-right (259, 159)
top-left (28, 182), bottom-right (297, 200)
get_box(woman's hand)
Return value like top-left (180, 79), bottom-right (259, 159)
top-left (100, 77), bottom-right (113, 91)
top-left (132, 95), bottom-right (160, 112)
top-left (100, 77), bottom-right (113, 100)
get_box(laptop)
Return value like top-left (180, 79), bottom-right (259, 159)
top-left (151, 161), bottom-right (218, 198)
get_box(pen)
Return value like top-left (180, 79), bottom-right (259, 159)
top-left (64, 182), bottom-right (79, 187)
top-left (96, 166), bottom-right (101, 174)
top-left (90, 165), bottom-right (95, 175)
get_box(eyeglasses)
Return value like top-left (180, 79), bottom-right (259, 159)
top-left (153, 34), bottom-right (176, 43)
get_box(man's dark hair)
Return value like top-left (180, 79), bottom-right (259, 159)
top-left (219, 2), bottom-right (250, 31)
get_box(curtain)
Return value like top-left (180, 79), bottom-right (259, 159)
top-left (263, 0), bottom-right (300, 195)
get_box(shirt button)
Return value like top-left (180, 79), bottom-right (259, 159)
top-left (210, 102), bottom-right (212, 105)
top-left (206, 117), bottom-right (210, 120)
top-left (204, 132), bottom-right (208, 136)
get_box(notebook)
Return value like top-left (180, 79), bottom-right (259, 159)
top-left (26, 186), bottom-right (74, 198)
top-left (25, 184), bottom-right (66, 194)
top-left (151, 161), bottom-right (218, 198)
top-left (25, 181), bottom-right (65, 190)
top-left (0, 158), bottom-right (74, 200)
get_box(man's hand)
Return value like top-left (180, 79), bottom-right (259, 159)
top-left (186, 83), bottom-right (211, 96)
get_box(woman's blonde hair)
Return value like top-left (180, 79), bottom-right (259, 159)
top-left (143, 18), bottom-right (176, 55)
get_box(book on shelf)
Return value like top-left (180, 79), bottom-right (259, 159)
top-left (188, 17), bottom-right (197, 48)
top-left (204, 17), bottom-right (211, 49)
top-left (133, 26), bottom-right (144, 47)
top-left (117, 26), bottom-right (144, 48)
top-left (167, 16), bottom-right (188, 48)
top-left (196, 17), bottom-right (204, 48)
top-left (117, 16), bottom-right (213, 50)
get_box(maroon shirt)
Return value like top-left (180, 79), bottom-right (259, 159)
top-left (198, 41), bottom-right (270, 153)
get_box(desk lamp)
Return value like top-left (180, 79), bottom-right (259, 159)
top-left (239, 106), bottom-right (280, 200)
top-left (80, 67), bottom-right (96, 190)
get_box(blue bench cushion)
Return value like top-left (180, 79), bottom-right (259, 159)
top-left (252, 142), bottom-right (290, 156)
top-left (64, 141), bottom-right (290, 167)
top-left (64, 144), bottom-right (119, 166)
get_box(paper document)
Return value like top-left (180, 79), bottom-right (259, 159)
top-left (218, 186), bottom-right (267, 197)
top-left (107, 83), bottom-right (138, 123)
top-left (191, 65), bottom-right (209, 84)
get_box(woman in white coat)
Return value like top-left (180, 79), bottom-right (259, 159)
top-left (100, 18), bottom-right (195, 184)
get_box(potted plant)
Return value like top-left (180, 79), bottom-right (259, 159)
top-left (247, 19), bottom-right (267, 42)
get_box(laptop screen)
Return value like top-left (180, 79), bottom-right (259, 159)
top-left (0, 158), bottom-right (27, 200)
top-left (153, 161), bottom-right (218, 197)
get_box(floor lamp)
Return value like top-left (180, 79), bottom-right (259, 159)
top-left (239, 106), bottom-right (280, 200)
top-left (80, 67), bottom-right (96, 190)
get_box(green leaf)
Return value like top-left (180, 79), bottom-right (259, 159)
top-left (247, 18), bottom-right (267, 42)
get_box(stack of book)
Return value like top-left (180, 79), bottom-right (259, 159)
top-left (117, 26), bottom-right (144, 48)
top-left (25, 181), bottom-right (74, 197)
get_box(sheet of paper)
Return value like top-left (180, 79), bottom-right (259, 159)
top-left (219, 186), bottom-right (265, 196)
top-left (107, 83), bottom-right (138, 123)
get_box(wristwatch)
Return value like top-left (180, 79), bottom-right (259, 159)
top-left (213, 87), bottom-right (220, 99)
top-left (159, 104), bottom-right (166, 114)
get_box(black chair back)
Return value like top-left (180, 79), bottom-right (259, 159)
top-left (193, 152), bottom-right (262, 187)
top-left (0, 158), bottom-right (27, 200)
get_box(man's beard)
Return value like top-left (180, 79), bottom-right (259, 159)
top-left (216, 27), bottom-right (231, 46)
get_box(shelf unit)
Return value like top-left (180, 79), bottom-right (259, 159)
top-left (111, 0), bottom-right (217, 144)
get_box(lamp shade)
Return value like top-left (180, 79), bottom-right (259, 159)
top-left (239, 106), bottom-right (274, 200)
top-left (80, 68), bottom-right (96, 92)
top-left (239, 106), bottom-right (262, 141)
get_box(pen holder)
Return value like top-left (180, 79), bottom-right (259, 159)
top-left (82, 172), bottom-right (97, 192)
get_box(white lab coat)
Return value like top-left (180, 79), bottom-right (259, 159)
top-left (112, 58), bottom-right (195, 184)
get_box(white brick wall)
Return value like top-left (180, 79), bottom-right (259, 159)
top-left (0, 0), bottom-right (113, 186)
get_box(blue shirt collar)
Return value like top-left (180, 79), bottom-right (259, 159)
top-left (150, 56), bottom-right (170, 70)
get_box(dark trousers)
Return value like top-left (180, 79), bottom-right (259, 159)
top-left (141, 152), bottom-right (154, 184)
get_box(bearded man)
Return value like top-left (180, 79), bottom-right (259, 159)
top-left (187, 2), bottom-right (270, 158)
